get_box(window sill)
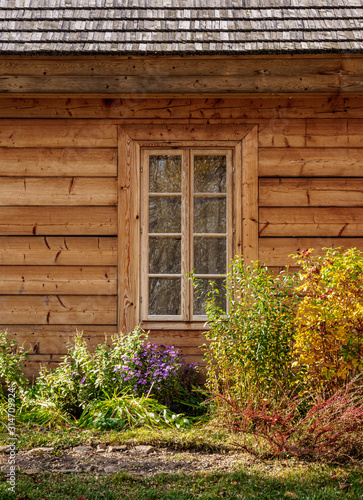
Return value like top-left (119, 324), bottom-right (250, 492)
top-left (141, 321), bottom-right (210, 331)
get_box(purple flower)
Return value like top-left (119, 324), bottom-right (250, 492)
top-left (71, 372), bottom-right (78, 377)
top-left (80, 377), bottom-right (86, 384)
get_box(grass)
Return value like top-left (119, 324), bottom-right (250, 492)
top-left (1, 463), bottom-right (363, 499)
top-left (0, 422), bottom-right (236, 453)
top-left (0, 425), bottom-right (363, 499)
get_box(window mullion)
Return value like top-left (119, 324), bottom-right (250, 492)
top-left (182, 148), bottom-right (189, 321)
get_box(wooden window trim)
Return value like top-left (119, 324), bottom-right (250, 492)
top-left (118, 124), bottom-right (258, 333)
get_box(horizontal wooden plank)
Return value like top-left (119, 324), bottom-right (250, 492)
top-left (4, 326), bottom-right (207, 355)
top-left (0, 237), bottom-right (117, 265)
top-left (259, 178), bottom-right (363, 207)
top-left (189, 96), bottom-right (363, 120)
top-left (259, 119), bottom-right (363, 148)
top-left (259, 148), bottom-right (363, 177)
top-left (0, 296), bottom-right (117, 325)
top-left (0, 120), bottom-right (116, 147)
top-left (0, 98), bottom-right (194, 119)
top-left (0, 74), bottom-right (343, 95)
top-left (0, 207), bottom-right (117, 235)
top-left (0, 266), bottom-right (117, 295)
top-left (0, 178), bottom-right (117, 206)
top-left (0, 148), bottom-right (117, 176)
top-left (5, 328), bottom-right (207, 353)
top-left (259, 238), bottom-right (363, 266)
top-left (0, 57), bottom-right (343, 78)
top-left (259, 133), bottom-right (363, 148)
top-left (259, 207), bottom-right (363, 237)
top-left (1, 97), bottom-right (363, 120)
top-left (5, 325), bottom-right (117, 355)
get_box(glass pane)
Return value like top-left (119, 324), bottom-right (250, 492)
top-left (193, 278), bottom-right (226, 316)
top-left (194, 198), bottom-right (226, 233)
top-left (194, 155), bottom-right (227, 193)
top-left (194, 237), bottom-right (226, 274)
top-left (149, 155), bottom-right (182, 193)
top-left (149, 237), bottom-right (181, 274)
top-left (149, 278), bottom-right (181, 316)
top-left (149, 197), bottom-right (181, 233)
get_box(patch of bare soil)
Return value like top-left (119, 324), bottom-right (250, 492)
top-left (0, 444), bottom-right (256, 477)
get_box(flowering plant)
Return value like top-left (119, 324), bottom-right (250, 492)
top-left (31, 328), bottom-right (199, 416)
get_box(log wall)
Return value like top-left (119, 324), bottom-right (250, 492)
top-left (1, 55), bottom-right (363, 376)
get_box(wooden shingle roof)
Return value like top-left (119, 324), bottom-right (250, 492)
top-left (0, 0), bottom-right (362, 55)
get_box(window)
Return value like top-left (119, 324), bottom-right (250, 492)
top-left (140, 149), bottom-right (232, 321)
top-left (118, 124), bottom-right (258, 332)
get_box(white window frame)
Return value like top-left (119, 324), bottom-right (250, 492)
top-left (117, 124), bottom-right (258, 332)
top-left (140, 148), bottom-right (233, 322)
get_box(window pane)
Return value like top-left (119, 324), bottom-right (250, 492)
top-left (193, 278), bottom-right (226, 316)
top-left (149, 278), bottom-right (181, 315)
top-left (149, 155), bottom-right (182, 193)
top-left (149, 197), bottom-right (181, 233)
top-left (194, 155), bottom-right (226, 193)
top-left (194, 237), bottom-right (226, 274)
top-left (194, 198), bottom-right (226, 233)
top-left (149, 237), bottom-right (181, 274)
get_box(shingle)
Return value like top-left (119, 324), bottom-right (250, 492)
top-left (0, 0), bottom-right (362, 54)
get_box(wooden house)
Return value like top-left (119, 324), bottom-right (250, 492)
top-left (1, 0), bottom-right (363, 376)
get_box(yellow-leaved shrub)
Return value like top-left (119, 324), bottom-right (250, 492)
top-left (292, 247), bottom-right (363, 393)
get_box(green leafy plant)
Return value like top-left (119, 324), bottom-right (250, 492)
top-left (197, 256), bottom-right (301, 406)
top-left (0, 330), bottom-right (29, 391)
top-left (292, 247), bottom-right (363, 393)
top-left (31, 328), bottom-right (201, 421)
top-left (77, 391), bottom-right (190, 430)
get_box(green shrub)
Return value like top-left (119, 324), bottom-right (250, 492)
top-left (292, 247), bottom-right (363, 393)
top-left (199, 256), bottom-right (301, 405)
top-left (32, 327), bottom-right (201, 418)
top-left (0, 330), bottom-right (28, 390)
top-left (32, 327), bottom-right (149, 415)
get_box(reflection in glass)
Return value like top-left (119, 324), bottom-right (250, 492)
top-left (149, 155), bottom-right (182, 193)
top-left (194, 155), bottom-right (226, 193)
top-left (149, 197), bottom-right (181, 233)
top-left (194, 198), bottom-right (226, 233)
top-left (149, 278), bottom-right (181, 315)
top-left (149, 237), bottom-right (181, 274)
top-left (193, 278), bottom-right (226, 315)
top-left (194, 237), bottom-right (226, 274)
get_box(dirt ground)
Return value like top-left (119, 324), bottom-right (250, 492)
top-left (0, 444), bottom-right (256, 477)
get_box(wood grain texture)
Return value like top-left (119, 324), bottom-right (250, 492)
top-left (259, 119), bottom-right (363, 148)
top-left (259, 208), bottom-right (363, 237)
top-left (117, 128), bottom-right (140, 333)
top-left (0, 266), bottom-right (117, 295)
top-left (5, 325), bottom-right (117, 355)
top-left (259, 238), bottom-right (363, 266)
top-left (0, 296), bottom-right (117, 325)
top-left (0, 207), bottom-right (117, 235)
top-left (2, 97), bottom-right (363, 120)
top-left (242, 126), bottom-right (259, 263)
top-left (0, 178), bottom-right (117, 206)
top-left (0, 148), bottom-right (117, 176)
top-left (118, 123), bottom-right (254, 143)
top-left (5, 326), bottom-right (206, 355)
top-left (259, 178), bottom-right (363, 207)
top-left (0, 120), bottom-right (117, 147)
top-left (0, 56), bottom-right (344, 77)
top-left (259, 148), bottom-right (363, 177)
top-left (0, 237), bottom-right (117, 265)
top-left (0, 74), bottom-right (343, 95)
